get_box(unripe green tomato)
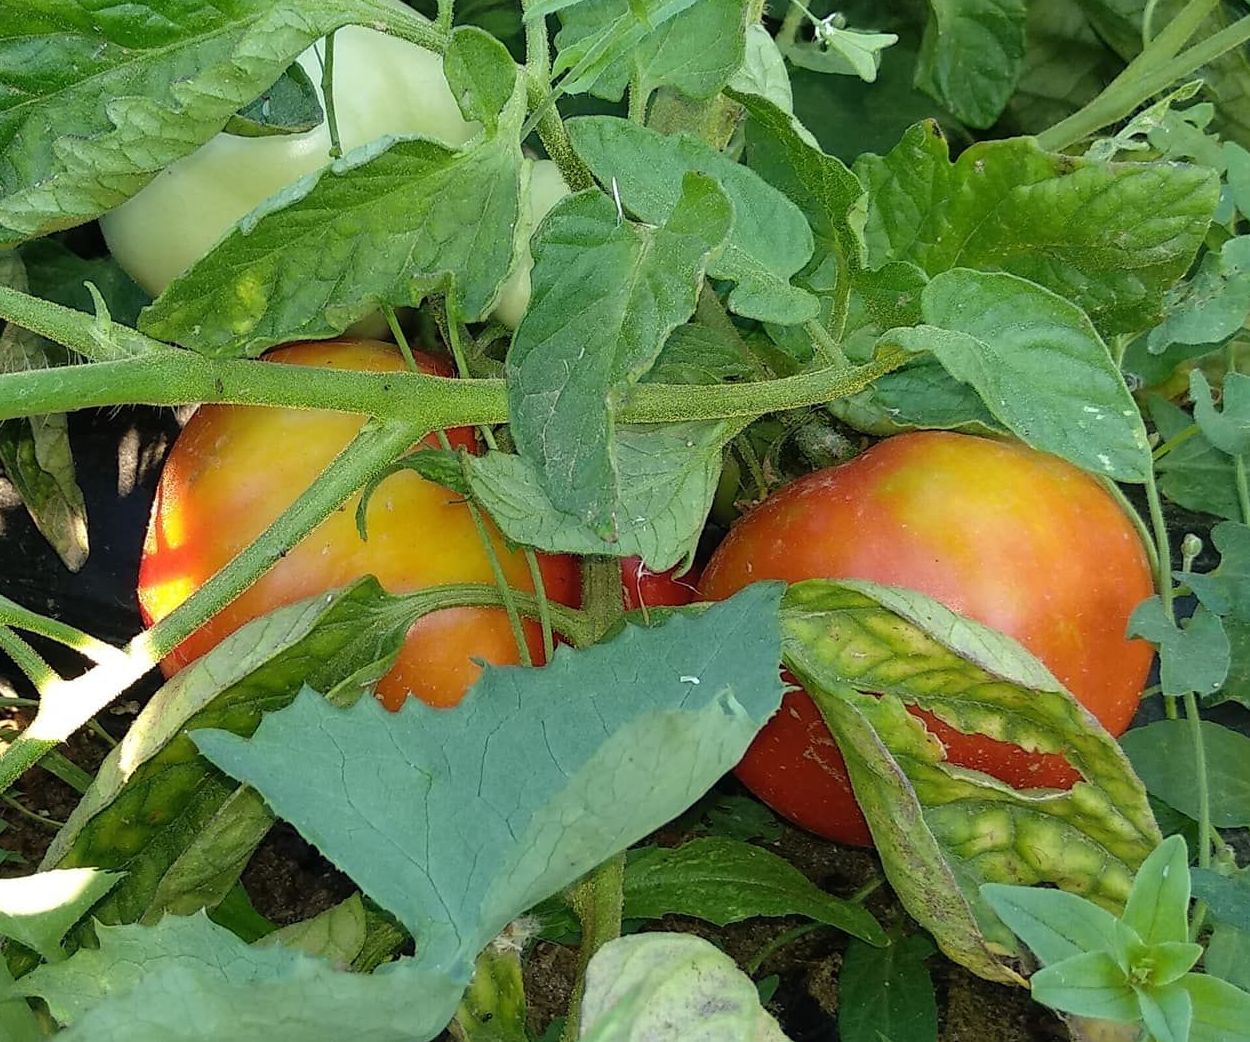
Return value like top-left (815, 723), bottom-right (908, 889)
top-left (100, 7), bottom-right (476, 299)
top-left (493, 159), bottom-right (571, 329)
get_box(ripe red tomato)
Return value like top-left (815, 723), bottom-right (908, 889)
top-left (621, 557), bottom-right (699, 611)
top-left (699, 431), bottom-right (1155, 846)
top-left (138, 338), bottom-right (580, 711)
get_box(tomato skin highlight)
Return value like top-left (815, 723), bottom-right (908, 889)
top-left (137, 338), bottom-right (579, 711)
top-left (698, 431), bottom-right (1156, 847)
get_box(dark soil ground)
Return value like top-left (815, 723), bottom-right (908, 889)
top-left (0, 406), bottom-right (1070, 1040)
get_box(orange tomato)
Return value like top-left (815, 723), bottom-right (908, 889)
top-left (699, 431), bottom-right (1155, 846)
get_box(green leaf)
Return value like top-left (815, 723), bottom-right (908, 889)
top-left (141, 80), bottom-right (526, 355)
top-left (837, 934), bottom-right (938, 1042)
top-left (1180, 971), bottom-right (1250, 1042)
top-left (443, 26), bottom-right (517, 132)
top-left (1147, 238), bottom-right (1250, 357)
top-left (1137, 982), bottom-right (1193, 1042)
top-left (1175, 969), bottom-right (1250, 1039)
top-left (855, 122), bottom-right (1220, 336)
top-left (1122, 720), bottom-right (1250, 828)
top-left (0, 250), bottom-right (88, 571)
top-left (979, 885), bottom-right (1121, 965)
top-left (643, 324), bottom-right (758, 385)
top-left (0, 958), bottom-right (41, 1042)
top-left (0, 868), bottom-right (122, 961)
top-left (506, 176), bottom-right (731, 536)
top-left (257, 895), bottom-right (368, 966)
top-left (39, 580), bottom-right (424, 942)
top-left (781, 28), bottom-right (898, 83)
top-left (1122, 835), bottom-right (1191, 947)
top-left (1138, 941), bottom-right (1204, 988)
top-left (736, 91), bottom-right (866, 310)
top-left (566, 116), bottom-right (818, 324)
top-left (1228, 143), bottom-right (1250, 219)
top-left (0, 0), bottom-right (429, 244)
top-left (579, 934), bottom-right (791, 1041)
top-left (832, 357), bottom-right (1001, 437)
top-left (727, 25), bottom-right (793, 113)
top-left (1029, 949), bottom-right (1138, 1021)
top-left (550, 0), bottom-right (700, 95)
top-left (783, 581), bottom-right (1160, 981)
top-left (1126, 599), bottom-right (1229, 698)
top-left (1191, 868), bottom-right (1250, 932)
top-left (1149, 396), bottom-right (1241, 521)
top-left (224, 62), bottom-right (323, 137)
top-left (455, 947), bottom-right (528, 1042)
top-left (467, 422), bottom-right (732, 570)
top-left (701, 794), bottom-right (782, 843)
top-left (1206, 921), bottom-right (1250, 990)
top-left (17, 912), bottom-right (464, 1042)
top-left (621, 837), bottom-right (885, 942)
top-left (19, 239), bottom-right (150, 328)
top-left (194, 586), bottom-right (786, 974)
top-left (901, 269), bottom-right (1152, 483)
top-left (1193, 370), bottom-right (1250, 458)
top-left (915, 0), bottom-right (1027, 128)
top-left (1186, 522), bottom-right (1250, 619)
top-left (555, 0), bottom-right (749, 103)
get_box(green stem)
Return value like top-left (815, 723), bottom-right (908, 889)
top-left (745, 922), bottom-right (824, 977)
top-left (2, 794), bottom-right (63, 830)
top-left (1183, 688), bottom-right (1213, 931)
top-left (0, 627), bottom-right (55, 689)
top-left (1228, 346), bottom-right (1250, 525)
top-left (560, 851), bottom-right (626, 1042)
top-left (1152, 423), bottom-right (1199, 461)
top-left (0, 418), bottom-right (427, 797)
top-left (1144, 470), bottom-right (1179, 724)
top-left (628, 76), bottom-right (650, 124)
top-left (1037, 0), bottom-right (1229, 152)
top-left (0, 593), bottom-right (122, 665)
top-left (435, 0), bottom-right (455, 39)
top-left (322, 32), bottom-right (343, 159)
top-left (804, 320), bottom-right (850, 370)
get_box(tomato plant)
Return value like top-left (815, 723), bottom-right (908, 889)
top-left (700, 432), bottom-right (1156, 845)
top-left (137, 338), bottom-right (580, 710)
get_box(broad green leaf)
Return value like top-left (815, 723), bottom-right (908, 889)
top-left (141, 106), bottom-right (525, 355)
top-left (980, 885), bottom-right (1121, 965)
top-left (18, 912), bottom-right (464, 1042)
top-left (19, 239), bottom-right (150, 327)
top-left (556, 0), bottom-right (748, 103)
top-left (915, 0), bottom-right (1027, 128)
top-left (911, 269), bottom-right (1152, 482)
top-left (1122, 835), bottom-right (1190, 947)
top-left (506, 177), bottom-right (731, 536)
top-left (1138, 984), bottom-right (1193, 1042)
top-left (781, 28), bottom-right (898, 83)
top-left (1219, 617), bottom-right (1250, 710)
top-left (783, 581), bottom-right (1160, 978)
top-left (855, 122), bottom-right (1219, 336)
top-left (0, 958), bottom-right (40, 1042)
top-left (643, 324), bottom-right (758, 385)
top-left (1185, 522), bottom-right (1250, 621)
top-left (702, 794), bottom-right (782, 843)
top-left (832, 358), bottom-right (1001, 437)
top-left (579, 934), bottom-right (790, 1041)
top-left (621, 837), bottom-right (885, 942)
top-left (0, 250), bottom-right (87, 571)
top-left (727, 26), bottom-right (793, 113)
top-left (0, 868), bottom-right (122, 961)
top-left (566, 116), bottom-right (818, 324)
top-left (736, 92), bottom-right (866, 310)
top-left (1206, 922), bottom-right (1250, 990)
top-left (1193, 370), bottom-right (1250, 458)
top-left (224, 62), bottom-right (323, 137)
top-left (837, 934), bottom-right (938, 1042)
top-left (467, 422), bottom-right (733, 570)
top-left (443, 26), bottom-right (518, 132)
top-left (194, 586), bottom-right (786, 975)
top-left (1126, 599), bottom-right (1229, 698)
top-left (1181, 971), bottom-right (1250, 1042)
top-left (258, 895), bottom-right (368, 966)
top-left (0, 0), bottom-right (430, 244)
top-left (1005, 0), bottom-right (1119, 134)
top-left (1148, 238), bottom-right (1250, 356)
top-left (1028, 949), bottom-right (1137, 1021)
top-left (1228, 143), bottom-right (1250, 219)
top-left (1141, 942), bottom-right (1204, 988)
top-left (1191, 868), bottom-right (1250, 932)
top-left (1122, 720), bottom-right (1250, 828)
top-left (455, 947), bottom-right (528, 1042)
top-left (1149, 396), bottom-right (1240, 521)
top-left (39, 580), bottom-right (424, 942)
top-left (550, 0), bottom-right (700, 95)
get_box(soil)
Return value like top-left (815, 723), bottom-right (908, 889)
top-left (0, 405), bottom-right (1068, 1040)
